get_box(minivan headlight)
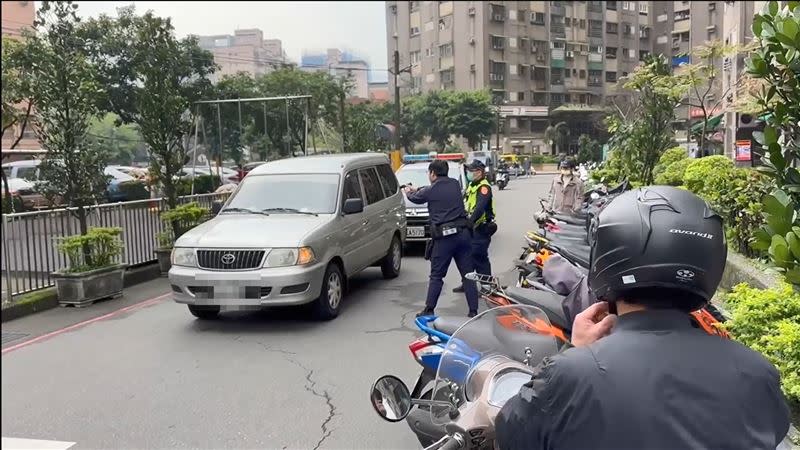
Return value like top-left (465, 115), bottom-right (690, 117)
top-left (263, 247), bottom-right (316, 268)
top-left (172, 247), bottom-right (197, 267)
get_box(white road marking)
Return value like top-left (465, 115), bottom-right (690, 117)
top-left (1, 438), bottom-right (75, 450)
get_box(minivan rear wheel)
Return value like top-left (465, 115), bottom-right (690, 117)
top-left (188, 305), bottom-right (220, 320)
top-left (313, 263), bottom-right (343, 320)
top-left (381, 235), bottom-right (402, 279)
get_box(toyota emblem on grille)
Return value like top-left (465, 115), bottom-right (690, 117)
top-left (220, 253), bottom-right (236, 265)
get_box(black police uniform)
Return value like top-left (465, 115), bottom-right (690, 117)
top-left (406, 177), bottom-right (479, 313)
top-left (495, 309), bottom-right (791, 450)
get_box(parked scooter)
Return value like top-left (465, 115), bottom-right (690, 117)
top-left (370, 305), bottom-right (558, 450)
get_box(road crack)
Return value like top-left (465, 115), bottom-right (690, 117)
top-left (254, 340), bottom-right (336, 449)
top-left (364, 309), bottom-right (416, 335)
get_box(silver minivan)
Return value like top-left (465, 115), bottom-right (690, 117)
top-left (169, 153), bottom-right (406, 320)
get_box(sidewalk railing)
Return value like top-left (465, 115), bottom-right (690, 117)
top-left (1, 192), bottom-right (229, 302)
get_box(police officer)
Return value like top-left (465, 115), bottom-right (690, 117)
top-left (495, 186), bottom-right (790, 449)
top-left (453, 159), bottom-right (495, 293)
top-left (404, 160), bottom-right (480, 318)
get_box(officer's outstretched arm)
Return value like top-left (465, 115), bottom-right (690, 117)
top-left (406, 186), bottom-right (430, 205)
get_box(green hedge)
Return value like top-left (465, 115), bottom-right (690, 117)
top-left (176, 175), bottom-right (217, 196)
top-left (726, 281), bottom-right (800, 407)
top-left (531, 154), bottom-right (559, 164)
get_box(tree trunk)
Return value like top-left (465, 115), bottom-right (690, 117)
top-left (76, 205), bottom-right (93, 268)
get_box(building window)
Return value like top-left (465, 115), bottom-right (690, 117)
top-left (531, 12), bottom-right (545, 25)
top-left (675, 10), bottom-right (690, 21)
top-left (491, 35), bottom-right (505, 50)
top-left (589, 45), bottom-right (603, 53)
top-left (607, 22), bottom-right (618, 34)
top-left (441, 68), bottom-right (455, 84)
top-left (564, 68), bottom-right (571, 78)
top-left (410, 51), bottom-right (421, 64)
top-left (606, 46), bottom-right (618, 59)
top-left (552, 41), bottom-right (566, 49)
top-left (509, 9), bottom-right (518, 21)
top-left (588, 70), bottom-right (602, 86)
top-left (438, 16), bottom-right (452, 30)
top-left (509, 118), bottom-right (518, 129)
top-left (411, 26), bottom-right (420, 36)
top-left (490, 3), bottom-right (506, 22)
top-left (533, 93), bottom-right (548, 106)
top-left (551, 68), bottom-right (564, 85)
top-left (607, 0), bottom-right (617, 10)
top-left (439, 43), bottom-right (453, 58)
top-left (681, 32), bottom-right (690, 42)
top-left (565, 17), bottom-right (571, 27)
top-left (509, 37), bottom-right (518, 48)
top-left (606, 71), bottom-right (617, 82)
top-left (517, 92), bottom-right (525, 101)
top-left (657, 35), bottom-right (669, 44)
top-left (640, 26), bottom-right (650, 39)
top-left (639, 50), bottom-right (650, 60)
top-left (639, 2), bottom-right (649, 14)
top-left (708, 2), bottom-right (716, 11)
top-left (579, 69), bottom-right (586, 79)
top-left (622, 22), bottom-right (633, 35)
top-left (579, 19), bottom-right (586, 29)
top-left (509, 64), bottom-right (518, 75)
top-left (589, 20), bottom-right (603, 38)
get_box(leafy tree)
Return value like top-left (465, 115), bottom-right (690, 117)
top-left (417, 91), bottom-right (452, 150)
top-left (398, 95), bottom-right (426, 153)
top-left (87, 113), bottom-right (145, 165)
top-left (82, 7), bottom-right (216, 209)
top-left (577, 134), bottom-right (601, 163)
top-left (605, 55), bottom-right (678, 185)
top-left (544, 122), bottom-right (569, 155)
top-left (344, 101), bottom-right (392, 152)
top-left (1, 36), bottom-right (36, 210)
top-left (446, 90), bottom-right (494, 150)
top-left (28, 1), bottom-right (109, 240)
top-left (665, 41), bottom-right (741, 155)
top-left (746, 1), bottom-right (800, 205)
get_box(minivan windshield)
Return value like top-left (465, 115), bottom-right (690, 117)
top-left (225, 173), bottom-right (340, 214)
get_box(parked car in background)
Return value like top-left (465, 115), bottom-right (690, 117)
top-left (179, 166), bottom-right (240, 185)
top-left (395, 156), bottom-right (466, 243)
top-left (2, 159), bottom-right (41, 181)
top-left (1, 177), bottom-right (53, 211)
top-left (169, 153), bottom-right (406, 320)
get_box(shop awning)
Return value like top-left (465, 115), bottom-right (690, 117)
top-left (689, 113), bottom-right (724, 134)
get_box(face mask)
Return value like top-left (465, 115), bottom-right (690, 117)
top-left (466, 172), bottom-right (475, 182)
top-left (561, 169), bottom-right (571, 176)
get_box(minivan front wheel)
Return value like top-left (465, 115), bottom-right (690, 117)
top-left (313, 263), bottom-right (343, 320)
top-left (381, 235), bottom-right (402, 279)
top-left (188, 305), bottom-right (220, 320)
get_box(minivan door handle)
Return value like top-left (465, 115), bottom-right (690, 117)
top-left (362, 219), bottom-right (369, 226)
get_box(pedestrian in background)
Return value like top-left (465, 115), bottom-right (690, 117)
top-left (549, 158), bottom-right (583, 213)
top-left (404, 160), bottom-right (480, 318)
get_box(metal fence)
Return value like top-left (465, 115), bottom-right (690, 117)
top-left (1, 192), bottom-right (229, 302)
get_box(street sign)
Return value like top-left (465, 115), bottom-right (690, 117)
top-left (735, 140), bottom-right (752, 161)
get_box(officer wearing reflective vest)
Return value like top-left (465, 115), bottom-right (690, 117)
top-left (454, 160), bottom-right (496, 293)
top-left (404, 160), bottom-right (480, 318)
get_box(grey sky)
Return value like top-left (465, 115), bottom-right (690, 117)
top-left (64, 1), bottom-right (389, 82)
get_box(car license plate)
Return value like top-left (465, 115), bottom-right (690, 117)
top-left (407, 227), bottom-right (425, 238)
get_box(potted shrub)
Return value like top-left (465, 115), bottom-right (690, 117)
top-left (155, 202), bottom-right (210, 274)
top-left (53, 227), bottom-right (126, 307)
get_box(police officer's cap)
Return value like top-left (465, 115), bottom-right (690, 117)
top-left (467, 160), bottom-right (486, 171)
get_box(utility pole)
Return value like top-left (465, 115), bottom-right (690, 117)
top-left (339, 92), bottom-right (346, 152)
top-left (495, 105), bottom-right (501, 154)
top-left (390, 50), bottom-right (413, 155)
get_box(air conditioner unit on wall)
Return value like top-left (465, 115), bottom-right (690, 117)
top-left (468, 7), bottom-right (476, 16)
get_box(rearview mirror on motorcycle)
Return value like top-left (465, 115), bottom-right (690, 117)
top-left (370, 375), bottom-right (413, 422)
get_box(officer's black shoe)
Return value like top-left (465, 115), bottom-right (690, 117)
top-left (452, 285), bottom-right (464, 293)
top-left (468, 310), bottom-right (478, 318)
top-left (416, 307), bottom-right (435, 318)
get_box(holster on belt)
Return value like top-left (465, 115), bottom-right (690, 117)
top-left (476, 221), bottom-right (498, 236)
top-left (430, 217), bottom-right (469, 240)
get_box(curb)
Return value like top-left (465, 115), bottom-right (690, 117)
top-left (1, 263), bottom-right (163, 323)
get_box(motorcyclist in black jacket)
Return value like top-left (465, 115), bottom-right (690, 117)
top-left (496, 186), bottom-right (790, 450)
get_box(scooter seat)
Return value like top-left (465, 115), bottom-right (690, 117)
top-left (504, 287), bottom-right (570, 331)
top-left (551, 214), bottom-right (586, 226)
top-left (551, 244), bottom-right (591, 269)
top-left (431, 315), bottom-right (470, 336)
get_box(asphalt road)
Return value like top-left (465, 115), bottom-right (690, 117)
top-left (1, 175), bottom-right (551, 450)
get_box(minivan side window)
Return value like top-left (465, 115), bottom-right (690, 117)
top-left (376, 164), bottom-right (399, 197)
top-left (343, 171), bottom-right (363, 202)
top-left (358, 167), bottom-right (385, 205)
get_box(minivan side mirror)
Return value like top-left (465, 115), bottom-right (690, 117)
top-left (342, 198), bottom-right (364, 215)
top-left (211, 200), bottom-right (224, 215)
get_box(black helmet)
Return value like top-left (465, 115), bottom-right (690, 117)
top-left (559, 158), bottom-right (576, 169)
top-left (589, 186), bottom-right (726, 311)
top-left (467, 159), bottom-right (486, 171)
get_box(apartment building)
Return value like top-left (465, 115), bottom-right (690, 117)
top-left (386, 0), bottom-right (760, 156)
top-left (197, 29), bottom-right (287, 82)
top-left (301, 49), bottom-right (371, 99)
